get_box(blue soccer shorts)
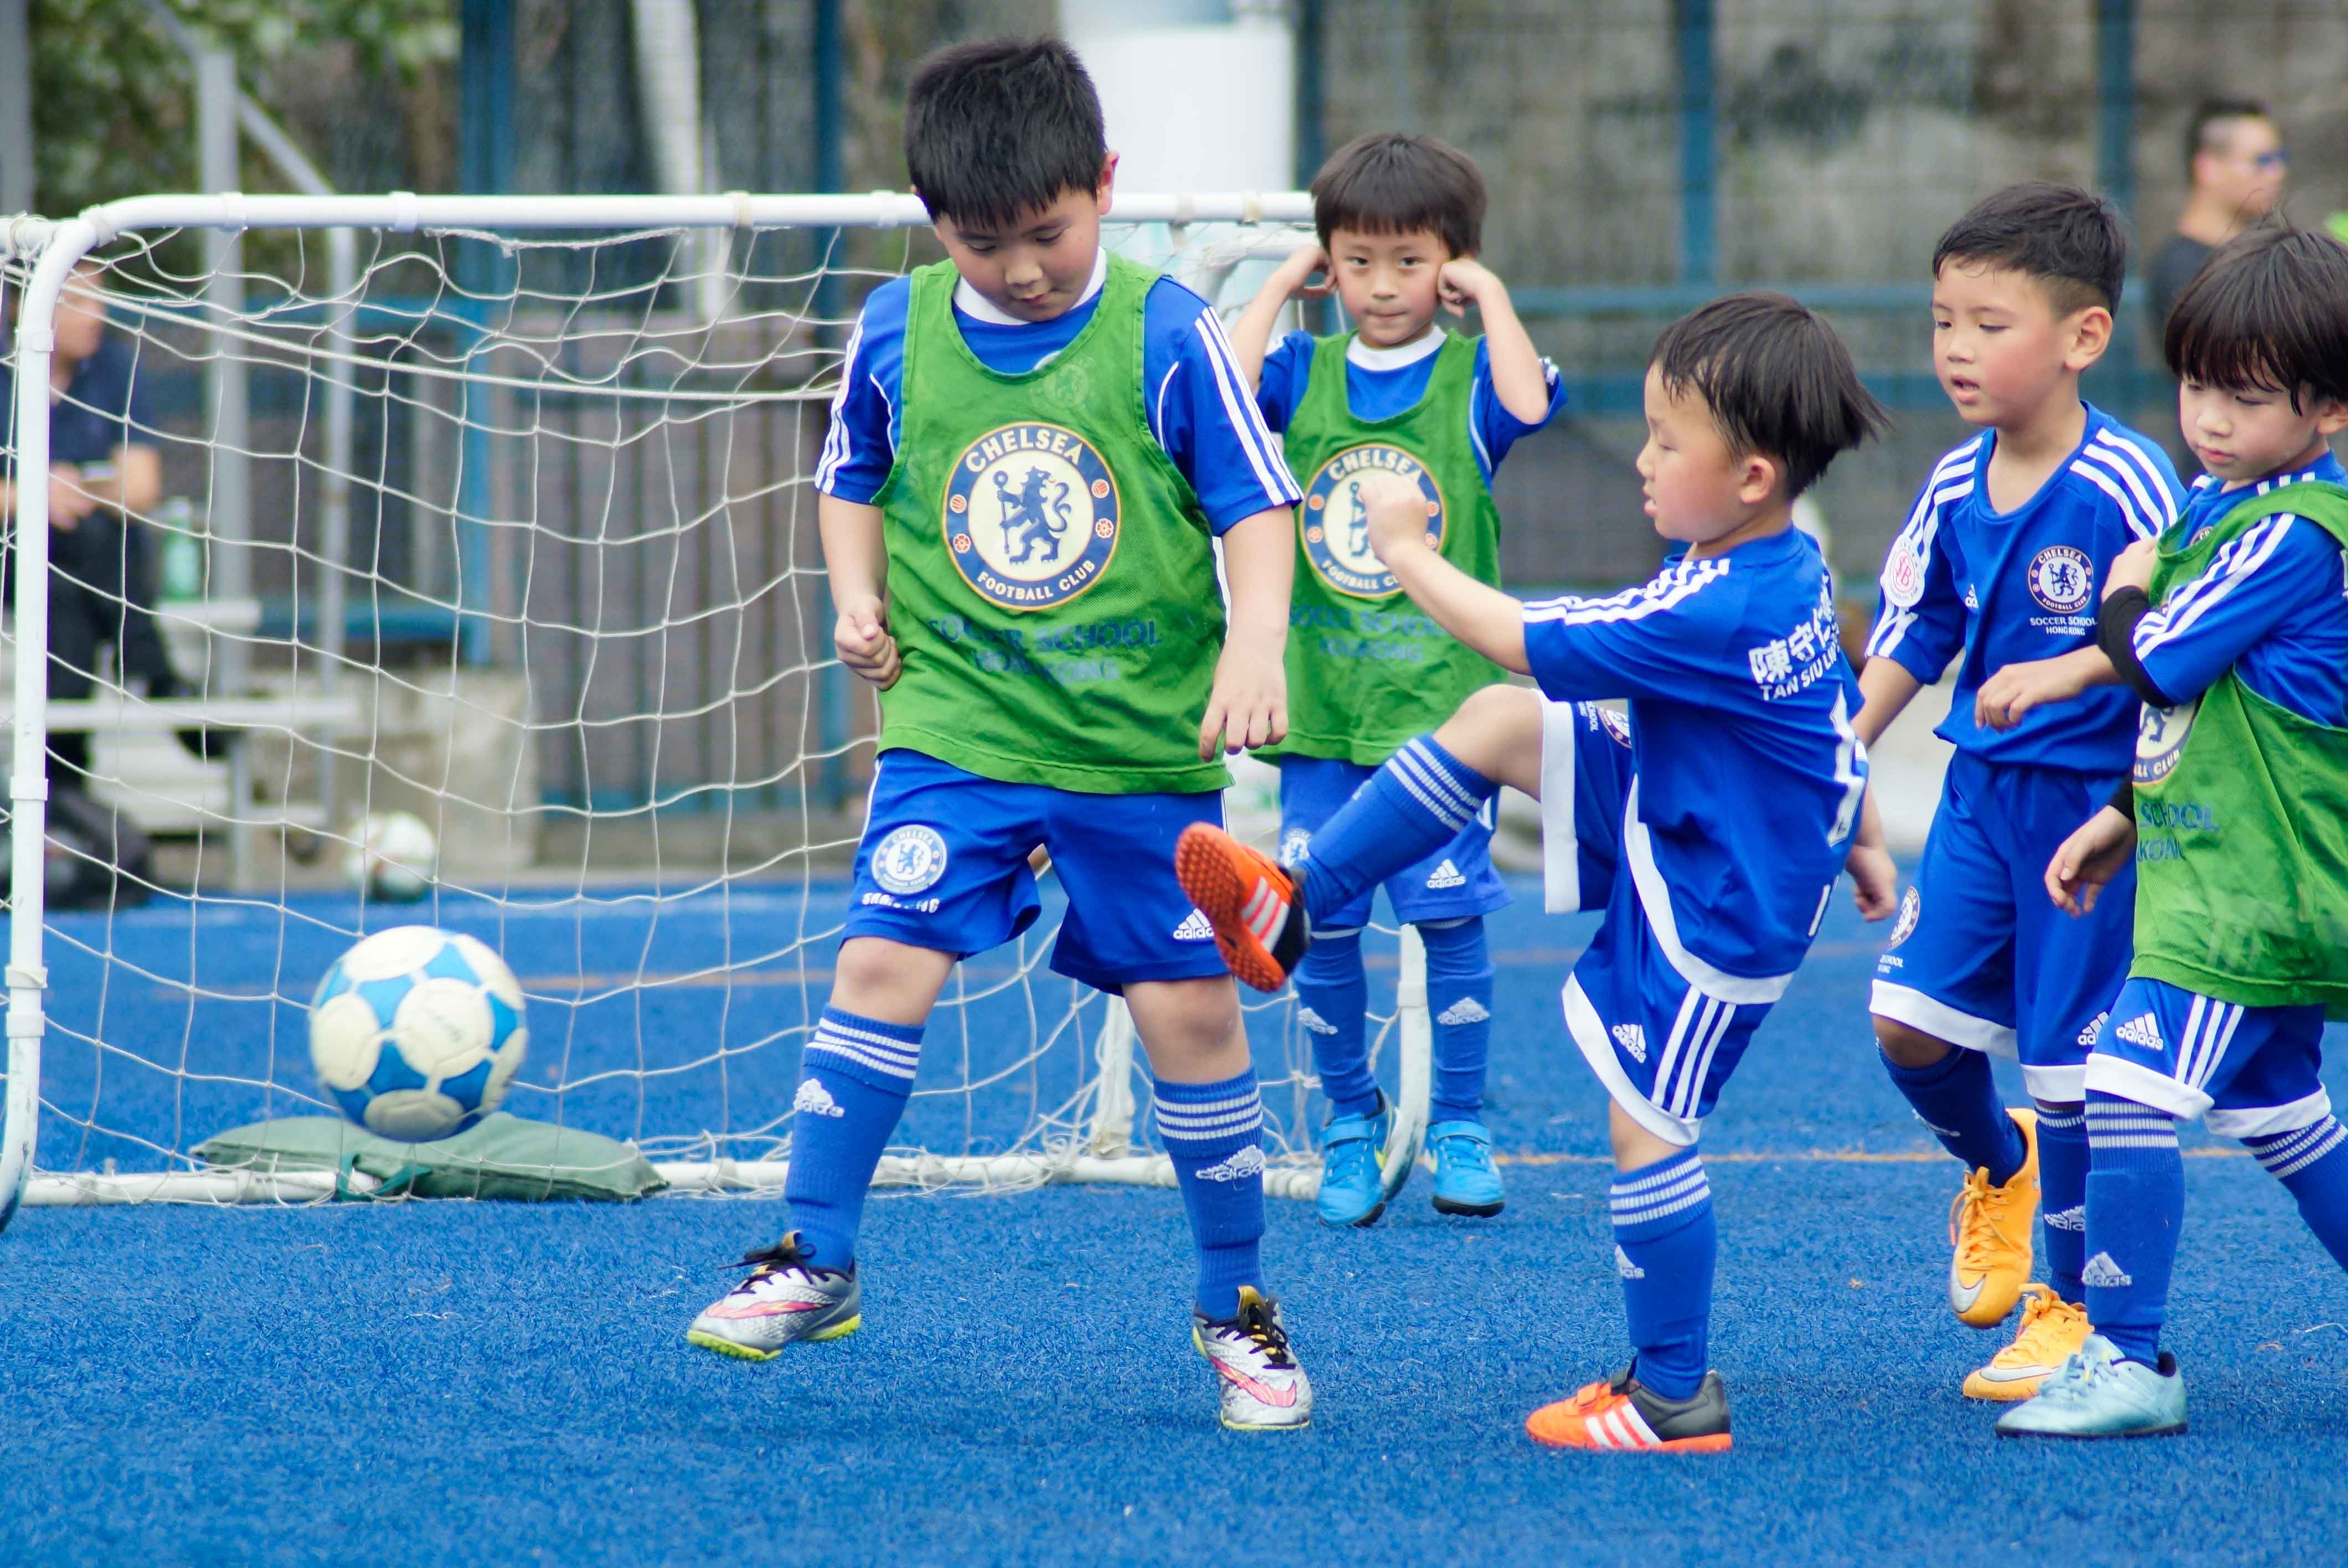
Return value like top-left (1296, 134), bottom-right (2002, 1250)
top-left (1870, 754), bottom-right (2135, 1102)
top-left (1277, 753), bottom-right (1508, 931)
top-left (2085, 976), bottom-right (2332, 1139)
top-left (1541, 698), bottom-right (1780, 1147)
top-left (846, 749), bottom-right (1229, 993)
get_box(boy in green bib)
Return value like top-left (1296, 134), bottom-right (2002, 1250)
top-left (1978, 221), bottom-right (2348, 1438)
top-left (1226, 133), bottom-right (1563, 1226)
top-left (684, 38), bottom-right (1314, 1432)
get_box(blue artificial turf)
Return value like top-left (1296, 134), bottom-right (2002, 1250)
top-left (4, 879), bottom-right (2346, 1566)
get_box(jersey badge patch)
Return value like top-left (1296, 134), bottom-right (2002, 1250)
top-left (1300, 442), bottom-right (1444, 599)
top-left (1882, 543), bottom-right (1928, 609)
top-left (1887, 885), bottom-right (1921, 949)
top-left (2027, 545), bottom-right (2095, 615)
top-left (871, 824), bottom-right (949, 895)
top-left (944, 422), bottom-right (1120, 611)
top-left (2133, 700), bottom-right (2198, 786)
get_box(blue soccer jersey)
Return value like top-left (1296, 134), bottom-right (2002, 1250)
top-left (2134, 455), bottom-right (2348, 727)
top-left (1522, 527), bottom-right (1867, 996)
top-left (1866, 405), bottom-right (2183, 770)
top-left (816, 249), bottom-right (1300, 529)
top-left (1253, 327), bottom-right (1564, 482)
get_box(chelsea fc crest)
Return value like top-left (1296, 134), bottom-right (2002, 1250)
top-left (2133, 699), bottom-right (2198, 786)
top-left (944, 422), bottom-right (1120, 611)
top-left (2027, 545), bottom-right (2094, 615)
top-left (871, 824), bottom-right (949, 895)
top-left (1301, 443), bottom-right (1444, 599)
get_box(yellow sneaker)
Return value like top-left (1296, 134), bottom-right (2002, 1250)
top-left (1963, 1285), bottom-right (2088, 1401)
top-left (1948, 1106), bottom-right (2038, 1327)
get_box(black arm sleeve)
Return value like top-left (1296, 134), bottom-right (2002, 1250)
top-left (2107, 777), bottom-right (2134, 821)
top-left (2097, 587), bottom-right (2179, 709)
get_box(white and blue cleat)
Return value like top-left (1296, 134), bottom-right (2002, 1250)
top-left (1315, 1098), bottom-right (1393, 1227)
top-left (1994, 1333), bottom-right (2186, 1439)
top-left (1427, 1120), bottom-right (1505, 1217)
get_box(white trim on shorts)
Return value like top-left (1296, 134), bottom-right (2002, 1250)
top-left (2084, 1053), bottom-right (2213, 1121)
top-left (2207, 1087), bottom-right (2335, 1141)
top-left (1870, 979), bottom-right (2019, 1057)
top-left (1563, 975), bottom-right (1701, 1147)
top-left (1621, 781), bottom-right (1795, 1007)
top-left (1539, 698), bottom-right (1583, 914)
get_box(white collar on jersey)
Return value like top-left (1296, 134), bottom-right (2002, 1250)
top-left (952, 249), bottom-right (1110, 326)
top-left (1346, 324), bottom-right (1445, 372)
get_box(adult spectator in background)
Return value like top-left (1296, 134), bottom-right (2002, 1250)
top-left (2148, 99), bottom-right (2289, 332)
top-left (0, 259), bottom-right (182, 780)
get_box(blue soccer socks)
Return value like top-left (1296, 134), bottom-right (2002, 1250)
top-left (1156, 1071), bottom-right (1270, 1319)
top-left (785, 1008), bottom-right (924, 1270)
top-left (1299, 736), bottom-right (1496, 925)
top-left (1420, 916), bottom-right (1496, 1125)
top-left (1610, 1147), bottom-right (1717, 1402)
top-left (1293, 928), bottom-right (1377, 1119)
top-left (2083, 1092), bottom-right (2184, 1365)
top-left (2245, 1115), bottom-right (2348, 1272)
top-left (1881, 1044), bottom-right (2028, 1185)
top-left (2035, 1101), bottom-right (2089, 1303)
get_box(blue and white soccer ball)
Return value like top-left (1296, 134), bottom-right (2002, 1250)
top-left (307, 925), bottom-right (528, 1142)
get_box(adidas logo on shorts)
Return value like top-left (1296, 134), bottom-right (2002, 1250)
top-left (1425, 859), bottom-right (1467, 890)
top-left (2046, 1205), bottom-right (2086, 1231)
top-left (793, 1078), bottom-right (845, 1118)
top-left (1172, 909), bottom-right (1214, 941)
top-left (1436, 998), bottom-right (1490, 1027)
top-left (2077, 1011), bottom-right (2110, 1046)
top-left (1612, 1023), bottom-right (1647, 1063)
top-left (2082, 1251), bottom-right (2133, 1288)
top-left (1615, 1245), bottom-right (1646, 1280)
top-left (1297, 1006), bottom-right (1338, 1036)
top-left (1196, 1145), bottom-right (1267, 1183)
top-left (2114, 1014), bottom-right (2164, 1052)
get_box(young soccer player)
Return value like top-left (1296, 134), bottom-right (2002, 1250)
top-left (1224, 132), bottom-right (1564, 1225)
top-left (1178, 294), bottom-right (1898, 1451)
top-left (684, 38), bottom-right (1315, 1432)
top-left (1983, 222), bottom-right (2348, 1437)
top-left (1857, 183), bottom-right (2183, 1400)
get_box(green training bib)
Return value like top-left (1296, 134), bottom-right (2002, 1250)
top-left (870, 257), bottom-right (1228, 793)
top-left (1270, 331), bottom-right (1506, 764)
top-left (2131, 481), bottom-right (2348, 1015)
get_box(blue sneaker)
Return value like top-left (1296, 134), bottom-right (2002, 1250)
top-left (1427, 1120), bottom-right (1505, 1216)
top-left (1994, 1333), bottom-right (2186, 1439)
top-left (1315, 1098), bottom-right (1393, 1227)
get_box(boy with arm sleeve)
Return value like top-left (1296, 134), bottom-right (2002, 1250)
top-left (688, 37), bottom-right (1314, 1433)
top-left (1223, 132), bottom-right (1564, 1225)
top-left (1992, 223), bottom-right (2348, 1438)
top-left (1178, 295), bottom-right (1896, 1450)
top-left (1856, 184), bottom-right (2185, 1401)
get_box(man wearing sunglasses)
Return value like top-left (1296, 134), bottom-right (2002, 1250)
top-left (2149, 97), bottom-right (2290, 336)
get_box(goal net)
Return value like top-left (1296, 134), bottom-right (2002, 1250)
top-left (0, 193), bottom-right (1431, 1223)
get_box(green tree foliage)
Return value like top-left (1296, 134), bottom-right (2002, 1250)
top-left (30, 0), bottom-right (456, 218)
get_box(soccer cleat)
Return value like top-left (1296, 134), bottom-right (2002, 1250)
top-left (1526, 1363), bottom-right (1732, 1453)
top-left (1173, 824), bottom-right (1309, 992)
top-left (1427, 1118), bottom-right (1506, 1217)
top-left (1963, 1284), bottom-right (2089, 1401)
top-left (1315, 1097), bottom-right (1394, 1227)
top-left (1995, 1333), bottom-right (2186, 1439)
top-left (1193, 1286), bottom-right (1312, 1431)
top-left (685, 1231), bottom-right (862, 1360)
top-left (1948, 1106), bottom-right (2039, 1327)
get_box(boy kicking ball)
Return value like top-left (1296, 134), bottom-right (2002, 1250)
top-left (1178, 294), bottom-right (1898, 1451)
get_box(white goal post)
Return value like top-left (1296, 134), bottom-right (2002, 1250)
top-left (0, 191), bottom-right (1434, 1228)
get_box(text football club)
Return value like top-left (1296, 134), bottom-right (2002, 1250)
top-left (944, 422), bottom-right (1120, 611)
top-left (2133, 699), bottom-right (2198, 786)
top-left (1302, 442), bottom-right (1445, 599)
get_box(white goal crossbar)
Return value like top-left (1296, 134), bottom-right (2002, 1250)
top-left (0, 190), bottom-right (1432, 1228)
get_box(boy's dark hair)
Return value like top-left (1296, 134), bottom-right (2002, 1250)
top-left (2163, 220), bottom-right (2348, 411)
top-left (904, 38), bottom-right (1107, 231)
top-left (1310, 133), bottom-right (1486, 257)
top-left (2186, 96), bottom-right (2272, 178)
top-left (1931, 182), bottom-right (2129, 316)
top-left (1649, 293), bottom-right (1889, 499)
